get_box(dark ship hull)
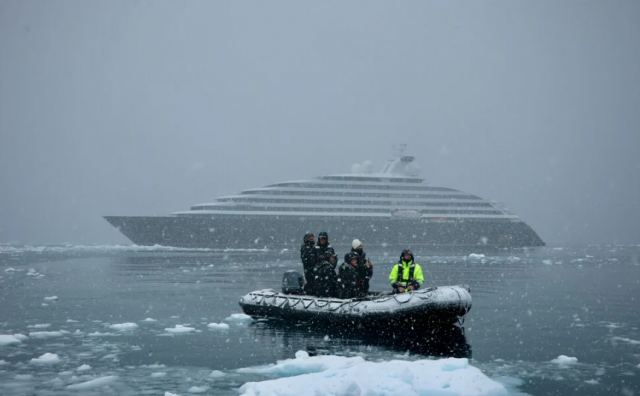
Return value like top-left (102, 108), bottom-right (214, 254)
top-left (104, 214), bottom-right (544, 248)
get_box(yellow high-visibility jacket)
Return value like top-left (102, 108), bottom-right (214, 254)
top-left (388, 260), bottom-right (424, 288)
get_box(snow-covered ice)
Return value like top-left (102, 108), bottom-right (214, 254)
top-left (66, 375), bottom-right (118, 390)
top-left (188, 385), bottom-right (210, 393)
top-left (209, 370), bottom-right (225, 378)
top-left (238, 351), bottom-right (507, 396)
top-left (224, 313), bottom-right (253, 324)
top-left (0, 334), bottom-right (25, 346)
top-left (207, 322), bottom-right (230, 330)
top-left (610, 336), bottom-right (640, 345)
top-left (28, 330), bottom-right (68, 339)
top-left (109, 322), bottom-right (139, 331)
top-left (551, 355), bottom-right (578, 366)
top-left (30, 352), bottom-right (61, 365)
top-left (164, 324), bottom-right (196, 334)
top-left (28, 323), bottom-right (51, 329)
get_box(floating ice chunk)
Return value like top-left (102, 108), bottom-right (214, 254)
top-left (209, 370), bottom-right (225, 378)
top-left (44, 295), bottom-right (58, 301)
top-left (207, 322), bottom-right (230, 330)
top-left (143, 317), bottom-right (157, 322)
top-left (109, 322), bottom-right (138, 331)
top-left (323, 335), bottom-right (330, 341)
top-left (4, 267), bottom-right (16, 272)
top-left (29, 330), bottom-right (68, 339)
top-left (585, 379), bottom-right (599, 385)
top-left (30, 352), bottom-right (61, 365)
top-left (77, 364), bottom-right (91, 372)
top-left (551, 355), bottom-right (578, 366)
top-left (165, 392), bottom-right (180, 396)
top-left (611, 336), bottom-right (640, 345)
top-left (224, 313), bottom-right (253, 324)
top-left (164, 324), bottom-right (196, 334)
top-left (0, 359), bottom-right (8, 365)
top-left (66, 319), bottom-right (79, 323)
top-left (88, 331), bottom-right (115, 337)
top-left (238, 352), bottom-right (507, 396)
top-left (188, 385), bottom-right (209, 393)
top-left (468, 253), bottom-right (485, 259)
top-left (66, 375), bottom-right (118, 390)
top-left (0, 334), bottom-right (25, 346)
top-left (542, 260), bottom-right (553, 265)
top-left (28, 323), bottom-right (51, 329)
top-left (151, 372), bottom-right (167, 378)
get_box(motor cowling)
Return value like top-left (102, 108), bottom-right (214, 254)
top-left (282, 270), bottom-right (304, 294)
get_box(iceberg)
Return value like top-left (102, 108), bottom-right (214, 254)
top-left (238, 351), bottom-right (507, 396)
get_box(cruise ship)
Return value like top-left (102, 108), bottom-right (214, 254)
top-left (104, 155), bottom-right (544, 248)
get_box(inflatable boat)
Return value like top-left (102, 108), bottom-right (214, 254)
top-left (239, 285), bottom-right (471, 329)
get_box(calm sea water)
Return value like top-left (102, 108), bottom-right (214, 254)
top-left (0, 244), bottom-right (639, 395)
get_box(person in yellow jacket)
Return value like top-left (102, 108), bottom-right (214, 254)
top-left (388, 249), bottom-right (425, 293)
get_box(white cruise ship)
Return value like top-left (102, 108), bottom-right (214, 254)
top-left (104, 155), bottom-right (544, 248)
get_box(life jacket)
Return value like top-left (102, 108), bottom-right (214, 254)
top-left (395, 260), bottom-right (416, 284)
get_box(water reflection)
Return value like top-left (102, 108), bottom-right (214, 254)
top-left (250, 319), bottom-right (471, 359)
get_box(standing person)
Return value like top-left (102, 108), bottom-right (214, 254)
top-left (300, 232), bottom-right (317, 295)
top-left (314, 231), bottom-right (338, 297)
top-left (346, 239), bottom-right (374, 294)
top-left (388, 249), bottom-right (424, 293)
top-left (337, 253), bottom-right (361, 299)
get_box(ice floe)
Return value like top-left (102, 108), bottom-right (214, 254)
top-left (209, 370), bottom-right (225, 378)
top-left (0, 334), bottom-right (26, 346)
top-left (164, 324), bottom-right (196, 334)
top-left (77, 364), bottom-right (92, 372)
top-left (30, 352), bottom-right (61, 365)
top-left (610, 336), bottom-right (640, 345)
top-left (66, 375), bottom-right (118, 390)
top-left (143, 317), bottom-right (158, 322)
top-left (108, 322), bottom-right (139, 331)
top-left (188, 385), bottom-right (210, 393)
top-left (550, 355), bottom-right (578, 366)
top-left (43, 295), bottom-right (58, 301)
top-left (207, 322), bottom-right (230, 330)
top-left (28, 323), bottom-right (51, 329)
top-left (28, 330), bottom-right (68, 339)
top-left (238, 351), bottom-right (507, 396)
top-left (224, 313), bottom-right (253, 324)
top-left (468, 253), bottom-right (486, 260)
top-left (151, 372), bottom-right (167, 378)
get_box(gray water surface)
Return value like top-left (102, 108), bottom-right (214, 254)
top-left (1, 244), bottom-right (639, 395)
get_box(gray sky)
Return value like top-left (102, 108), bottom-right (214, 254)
top-left (1, 0), bottom-right (639, 246)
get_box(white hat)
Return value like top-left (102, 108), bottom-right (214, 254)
top-left (352, 239), bottom-right (362, 249)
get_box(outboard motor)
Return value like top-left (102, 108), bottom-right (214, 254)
top-left (282, 270), bottom-right (304, 294)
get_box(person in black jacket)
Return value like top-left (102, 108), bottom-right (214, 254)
top-left (337, 253), bottom-right (362, 299)
top-left (300, 232), bottom-right (317, 295)
top-left (344, 239), bottom-right (373, 294)
top-left (313, 232), bottom-right (338, 297)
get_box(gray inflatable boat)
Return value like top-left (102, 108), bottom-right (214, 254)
top-left (239, 285), bottom-right (471, 329)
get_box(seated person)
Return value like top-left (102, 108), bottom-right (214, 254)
top-left (388, 249), bottom-right (424, 293)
